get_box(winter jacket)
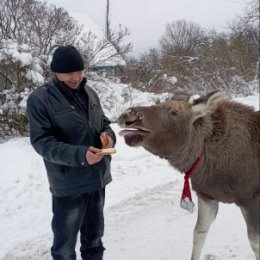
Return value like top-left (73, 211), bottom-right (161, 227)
top-left (27, 77), bottom-right (116, 197)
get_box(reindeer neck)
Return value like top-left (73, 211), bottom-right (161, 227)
top-left (168, 135), bottom-right (205, 173)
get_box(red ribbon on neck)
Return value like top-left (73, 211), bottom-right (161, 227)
top-left (181, 145), bottom-right (205, 202)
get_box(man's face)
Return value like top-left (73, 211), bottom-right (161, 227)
top-left (56, 71), bottom-right (84, 89)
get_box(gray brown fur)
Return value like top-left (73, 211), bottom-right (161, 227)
top-left (117, 91), bottom-right (260, 260)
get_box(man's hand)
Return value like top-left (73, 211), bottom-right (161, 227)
top-left (100, 132), bottom-right (113, 149)
top-left (86, 146), bottom-right (103, 165)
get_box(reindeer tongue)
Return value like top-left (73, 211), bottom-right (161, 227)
top-left (118, 129), bottom-right (137, 137)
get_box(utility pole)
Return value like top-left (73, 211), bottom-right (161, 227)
top-left (105, 0), bottom-right (111, 41)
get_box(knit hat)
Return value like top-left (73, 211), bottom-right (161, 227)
top-left (50, 45), bottom-right (85, 73)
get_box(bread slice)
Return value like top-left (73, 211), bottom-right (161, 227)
top-left (96, 148), bottom-right (116, 156)
top-left (100, 133), bottom-right (109, 146)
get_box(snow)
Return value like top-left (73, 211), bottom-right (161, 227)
top-left (25, 70), bottom-right (44, 85)
top-left (0, 91), bottom-right (259, 260)
top-left (87, 76), bottom-right (170, 122)
top-left (71, 12), bottom-right (104, 39)
top-left (0, 40), bottom-right (33, 66)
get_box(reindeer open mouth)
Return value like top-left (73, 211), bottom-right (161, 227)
top-left (117, 110), bottom-right (150, 146)
top-left (119, 128), bottom-right (150, 146)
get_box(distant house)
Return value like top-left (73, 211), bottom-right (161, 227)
top-left (90, 65), bottom-right (124, 77)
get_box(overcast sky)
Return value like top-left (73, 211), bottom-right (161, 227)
top-left (46, 0), bottom-right (246, 56)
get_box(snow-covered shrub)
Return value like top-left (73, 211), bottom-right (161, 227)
top-left (0, 40), bottom-right (45, 91)
top-left (0, 40), bottom-right (45, 140)
top-left (0, 87), bottom-right (30, 140)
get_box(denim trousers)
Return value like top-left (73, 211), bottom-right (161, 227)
top-left (51, 188), bottom-right (106, 260)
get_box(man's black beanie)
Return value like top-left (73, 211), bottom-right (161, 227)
top-left (50, 45), bottom-right (85, 73)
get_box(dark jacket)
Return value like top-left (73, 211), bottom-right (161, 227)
top-left (27, 77), bottom-right (116, 197)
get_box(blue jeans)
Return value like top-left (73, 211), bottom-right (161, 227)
top-left (51, 189), bottom-right (105, 260)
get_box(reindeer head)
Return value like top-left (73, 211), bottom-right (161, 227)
top-left (117, 91), bottom-right (224, 158)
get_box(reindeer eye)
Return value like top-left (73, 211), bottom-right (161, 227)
top-left (169, 110), bottom-right (177, 116)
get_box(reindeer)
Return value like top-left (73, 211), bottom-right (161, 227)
top-left (117, 91), bottom-right (260, 260)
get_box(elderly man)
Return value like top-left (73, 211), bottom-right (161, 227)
top-left (27, 45), bottom-right (116, 260)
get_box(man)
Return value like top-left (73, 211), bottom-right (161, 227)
top-left (27, 45), bottom-right (116, 260)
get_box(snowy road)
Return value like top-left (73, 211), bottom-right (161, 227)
top-left (3, 179), bottom-right (254, 260)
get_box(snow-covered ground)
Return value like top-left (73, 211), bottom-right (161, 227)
top-left (0, 92), bottom-right (259, 260)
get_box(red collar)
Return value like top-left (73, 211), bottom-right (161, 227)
top-left (181, 145), bottom-right (205, 203)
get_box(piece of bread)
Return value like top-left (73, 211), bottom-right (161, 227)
top-left (96, 148), bottom-right (116, 156)
top-left (100, 133), bottom-right (109, 147)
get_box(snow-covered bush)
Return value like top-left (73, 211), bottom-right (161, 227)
top-left (0, 40), bottom-right (45, 90)
top-left (0, 40), bottom-right (45, 140)
top-left (0, 87), bottom-right (30, 140)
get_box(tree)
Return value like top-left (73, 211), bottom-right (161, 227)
top-left (0, 0), bottom-right (81, 56)
top-left (160, 20), bottom-right (205, 57)
top-left (104, 0), bottom-right (132, 58)
top-left (228, 0), bottom-right (259, 80)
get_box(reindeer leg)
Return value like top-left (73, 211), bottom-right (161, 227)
top-left (240, 203), bottom-right (260, 260)
top-left (191, 195), bottom-right (219, 260)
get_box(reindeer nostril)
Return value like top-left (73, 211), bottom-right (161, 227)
top-left (123, 114), bottom-right (129, 120)
top-left (137, 112), bottom-right (144, 121)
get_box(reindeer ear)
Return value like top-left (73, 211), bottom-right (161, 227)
top-left (191, 91), bottom-right (225, 121)
top-left (171, 91), bottom-right (190, 102)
